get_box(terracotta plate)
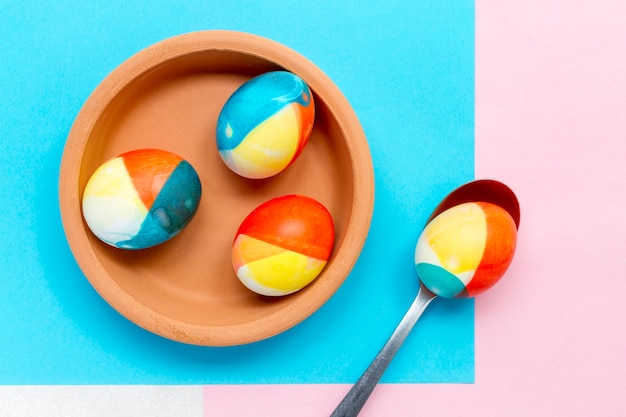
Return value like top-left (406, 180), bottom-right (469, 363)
top-left (59, 31), bottom-right (374, 346)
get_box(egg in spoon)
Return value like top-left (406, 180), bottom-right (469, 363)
top-left (330, 179), bottom-right (520, 417)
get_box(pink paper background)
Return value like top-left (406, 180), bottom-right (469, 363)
top-left (203, 1), bottom-right (626, 415)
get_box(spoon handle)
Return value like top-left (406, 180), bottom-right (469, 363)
top-left (330, 284), bottom-right (436, 417)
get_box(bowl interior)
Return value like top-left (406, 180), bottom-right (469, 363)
top-left (59, 31), bottom-right (373, 346)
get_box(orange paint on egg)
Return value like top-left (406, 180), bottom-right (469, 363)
top-left (235, 194), bottom-right (334, 261)
top-left (122, 149), bottom-right (181, 209)
top-left (464, 202), bottom-right (517, 296)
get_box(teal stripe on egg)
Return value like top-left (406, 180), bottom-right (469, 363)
top-left (416, 263), bottom-right (467, 298)
top-left (216, 71), bottom-right (312, 151)
top-left (117, 160), bottom-right (202, 249)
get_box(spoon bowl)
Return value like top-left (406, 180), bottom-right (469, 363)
top-left (427, 179), bottom-right (520, 228)
top-left (330, 179), bottom-right (520, 417)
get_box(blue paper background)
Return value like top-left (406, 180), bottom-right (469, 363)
top-left (0, 0), bottom-right (474, 384)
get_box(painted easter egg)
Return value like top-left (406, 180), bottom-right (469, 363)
top-left (232, 195), bottom-right (334, 296)
top-left (216, 71), bottom-right (315, 179)
top-left (82, 149), bottom-right (202, 250)
top-left (414, 202), bottom-right (517, 298)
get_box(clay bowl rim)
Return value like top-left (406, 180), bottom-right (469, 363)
top-left (58, 30), bottom-right (375, 346)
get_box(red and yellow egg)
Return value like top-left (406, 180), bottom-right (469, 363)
top-left (232, 195), bottom-right (335, 296)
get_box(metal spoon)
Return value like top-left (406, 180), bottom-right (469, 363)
top-left (330, 180), bottom-right (520, 417)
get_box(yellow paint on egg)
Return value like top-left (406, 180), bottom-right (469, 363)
top-left (230, 106), bottom-right (300, 178)
top-left (82, 157), bottom-right (148, 243)
top-left (423, 202), bottom-right (488, 276)
top-left (233, 234), bottom-right (326, 296)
